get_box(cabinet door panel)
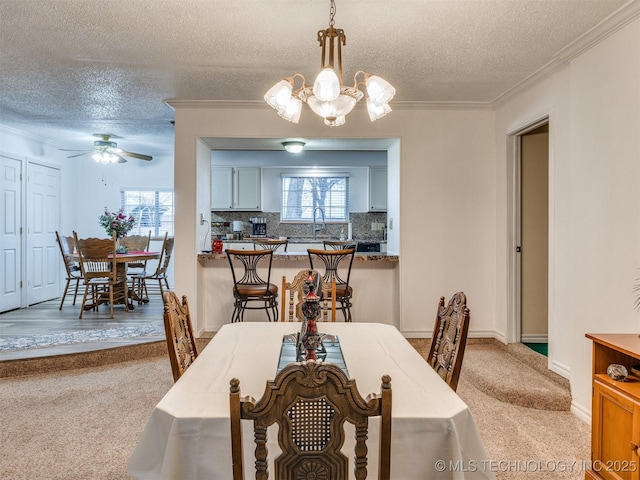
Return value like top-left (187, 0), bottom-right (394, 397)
top-left (593, 381), bottom-right (639, 480)
top-left (235, 167), bottom-right (261, 210)
top-left (212, 167), bottom-right (234, 209)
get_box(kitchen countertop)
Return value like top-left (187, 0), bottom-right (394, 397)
top-left (198, 251), bottom-right (398, 262)
top-left (218, 237), bottom-right (387, 244)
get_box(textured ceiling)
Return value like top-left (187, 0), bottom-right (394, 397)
top-left (0, 0), bottom-right (634, 155)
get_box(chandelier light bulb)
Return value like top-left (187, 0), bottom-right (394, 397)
top-left (365, 75), bottom-right (396, 105)
top-left (263, 0), bottom-right (394, 126)
top-left (279, 96), bottom-right (302, 123)
top-left (313, 68), bottom-right (340, 101)
top-left (264, 80), bottom-right (293, 110)
top-left (366, 96), bottom-right (392, 122)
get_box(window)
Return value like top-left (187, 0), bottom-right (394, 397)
top-left (281, 173), bottom-right (349, 222)
top-left (120, 189), bottom-right (174, 238)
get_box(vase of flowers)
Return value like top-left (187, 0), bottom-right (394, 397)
top-left (99, 207), bottom-right (136, 252)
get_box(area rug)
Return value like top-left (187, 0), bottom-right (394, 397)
top-left (0, 324), bottom-right (163, 352)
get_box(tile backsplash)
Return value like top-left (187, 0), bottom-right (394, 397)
top-left (211, 211), bottom-right (387, 241)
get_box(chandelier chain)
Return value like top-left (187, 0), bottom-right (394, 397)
top-left (329, 0), bottom-right (336, 27)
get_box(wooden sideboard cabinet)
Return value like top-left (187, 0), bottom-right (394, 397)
top-left (586, 333), bottom-right (640, 480)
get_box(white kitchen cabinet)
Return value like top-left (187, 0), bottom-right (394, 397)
top-left (369, 167), bottom-right (387, 211)
top-left (211, 166), bottom-right (261, 210)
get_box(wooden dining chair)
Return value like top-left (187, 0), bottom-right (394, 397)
top-left (427, 291), bottom-right (470, 392)
top-left (226, 249), bottom-right (278, 322)
top-left (130, 233), bottom-right (173, 303)
top-left (119, 232), bottom-right (151, 273)
top-left (73, 232), bottom-right (126, 319)
top-left (162, 291), bottom-right (198, 382)
top-left (230, 361), bottom-right (392, 480)
top-left (308, 248), bottom-right (356, 322)
top-left (55, 231), bottom-right (84, 309)
top-left (281, 269), bottom-right (337, 322)
top-left (253, 238), bottom-right (288, 252)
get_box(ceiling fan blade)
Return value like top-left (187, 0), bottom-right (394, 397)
top-left (59, 148), bottom-right (91, 152)
top-left (65, 151), bottom-right (93, 158)
top-left (121, 151), bottom-right (152, 161)
top-left (116, 156), bottom-right (128, 164)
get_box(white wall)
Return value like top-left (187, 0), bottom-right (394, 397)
top-left (0, 126), bottom-right (176, 297)
top-left (171, 103), bottom-right (497, 343)
top-left (494, 16), bottom-right (640, 420)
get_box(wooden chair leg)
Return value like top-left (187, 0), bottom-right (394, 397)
top-left (59, 279), bottom-right (71, 310)
top-left (71, 278), bottom-right (80, 305)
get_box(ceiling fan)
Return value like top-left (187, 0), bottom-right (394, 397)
top-left (60, 134), bottom-right (153, 164)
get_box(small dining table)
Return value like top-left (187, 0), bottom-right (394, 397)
top-left (75, 250), bottom-right (160, 310)
top-left (128, 322), bottom-right (496, 480)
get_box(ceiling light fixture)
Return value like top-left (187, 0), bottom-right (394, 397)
top-left (282, 141), bottom-right (306, 153)
top-left (264, 0), bottom-right (395, 127)
top-left (92, 142), bottom-right (121, 164)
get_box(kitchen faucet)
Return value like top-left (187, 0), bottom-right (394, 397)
top-left (312, 207), bottom-right (325, 240)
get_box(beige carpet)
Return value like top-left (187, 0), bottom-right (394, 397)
top-left (0, 339), bottom-right (590, 480)
top-left (409, 339), bottom-right (572, 411)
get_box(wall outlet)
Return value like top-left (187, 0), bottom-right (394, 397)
top-left (371, 222), bottom-right (385, 231)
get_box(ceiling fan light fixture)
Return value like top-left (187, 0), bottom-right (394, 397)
top-left (282, 141), bottom-right (306, 154)
top-left (92, 151), bottom-right (119, 164)
top-left (264, 0), bottom-right (394, 127)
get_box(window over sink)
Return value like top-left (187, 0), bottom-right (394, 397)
top-left (281, 173), bottom-right (349, 222)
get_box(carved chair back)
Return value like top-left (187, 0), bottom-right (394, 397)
top-left (119, 232), bottom-right (151, 269)
top-left (73, 232), bottom-right (124, 319)
top-left (427, 291), bottom-right (470, 392)
top-left (281, 269), bottom-right (337, 322)
top-left (230, 361), bottom-right (392, 480)
top-left (162, 291), bottom-right (198, 382)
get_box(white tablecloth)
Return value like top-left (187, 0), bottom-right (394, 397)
top-left (128, 322), bottom-right (495, 479)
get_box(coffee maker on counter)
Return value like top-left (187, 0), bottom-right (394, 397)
top-left (249, 217), bottom-right (267, 237)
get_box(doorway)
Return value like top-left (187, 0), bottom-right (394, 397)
top-left (26, 161), bottom-right (61, 305)
top-left (516, 123), bottom-right (549, 352)
top-left (1, 154), bottom-right (23, 312)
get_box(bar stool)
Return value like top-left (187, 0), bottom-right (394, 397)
top-left (323, 240), bottom-right (357, 250)
top-left (226, 249), bottom-right (279, 322)
top-left (253, 238), bottom-right (288, 252)
top-left (307, 248), bottom-right (355, 322)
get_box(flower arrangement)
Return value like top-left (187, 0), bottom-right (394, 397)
top-left (98, 207), bottom-right (136, 238)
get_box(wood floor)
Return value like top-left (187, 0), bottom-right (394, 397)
top-left (0, 296), bottom-right (164, 361)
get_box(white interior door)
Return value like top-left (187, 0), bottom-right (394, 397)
top-left (0, 155), bottom-right (22, 312)
top-left (26, 162), bottom-right (60, 305)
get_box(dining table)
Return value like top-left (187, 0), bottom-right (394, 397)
top-left (75, 250), bottom-right (160, 310)
top-left (128, 322), bottom-right (496, 480)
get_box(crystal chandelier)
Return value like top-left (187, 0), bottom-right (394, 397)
top-left (264, 0), bottom-right (395, 127)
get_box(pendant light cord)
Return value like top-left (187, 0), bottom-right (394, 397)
top-left (329, 0), bottom-right (336, 27)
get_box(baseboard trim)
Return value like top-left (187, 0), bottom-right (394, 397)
top-left (402, 329), bottom-right (501, 339)
top-left (521, 334), bottom-right (548, 343)
top-left (571, 400), bottom-right (591, 424)
top-left (551, 359), bottom-right (571, 380)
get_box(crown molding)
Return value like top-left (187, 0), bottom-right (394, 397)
top-left (492, 0), bottom-right (640, 107)
top-left (165, 99), bottom-right (493, 112)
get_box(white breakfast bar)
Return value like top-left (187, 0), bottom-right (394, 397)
top-left (197, 251), bottom-right (400, 331)
top-left (128, 322), bottom-right (495, 480)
